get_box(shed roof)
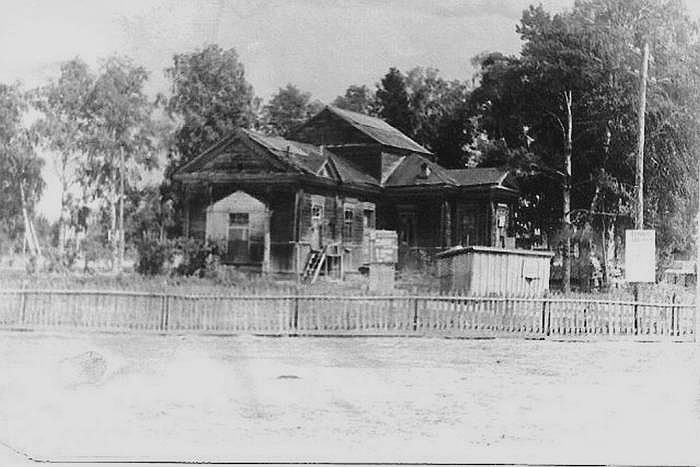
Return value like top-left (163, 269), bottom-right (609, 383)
top-left (325, 106), bottom-right (432, 155)
top-left (448, 167), bottom-right (515, 189)
top-left (447, 168), bottom-right (507, 186)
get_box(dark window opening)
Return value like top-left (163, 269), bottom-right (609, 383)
top-left (398, 212), bottom-right (417, 246)
top-left (343, 207), bottom-right (354, 239)
top-left (229, 212), bottom-right (249, 226)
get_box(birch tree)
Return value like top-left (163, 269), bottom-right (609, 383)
top-left (83, 56), bottom-right (159, 271)
top-left (33, 58), bottom-right (94, 257)
top-left (0, 83), bottom-right (44, 257)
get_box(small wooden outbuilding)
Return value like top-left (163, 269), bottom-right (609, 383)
top-left (436, 246), bottom-right (554, 296)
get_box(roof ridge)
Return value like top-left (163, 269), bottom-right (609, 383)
top-left (325, 105), bottom-right (432, 155)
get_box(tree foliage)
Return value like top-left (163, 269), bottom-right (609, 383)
top-left (165, 45), bottom-right (255, 168)
top-left (332, 84), bottom-right (378, 114)
top-left (262, 83), bottom-right (323, 136)
top-left (0, 83), bottom-right (44, 251)
top-left (33, 58), bottom-right (94, 253)
top-left (374, 67), bottom-right (473, 168)
top-left (470, 0), bottom-right (700, 283)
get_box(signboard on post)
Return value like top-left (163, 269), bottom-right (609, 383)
top-left (368, 230), bottom-right (398, 293)
top-left (625, 229), bottom-right (655, 283)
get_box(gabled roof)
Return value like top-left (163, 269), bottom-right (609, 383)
top-left (448, 167), bottom-right (516, 189)
top-left (245, 131), bottom-right (327, 176)
top-left (325, 106), bottom-right (432, 155)
top-left (173, 128), bottom-right (379, 189)
top-left (383, 154), bottom-right (456, 187)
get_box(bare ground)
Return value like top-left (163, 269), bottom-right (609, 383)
top-left (0, 331), bottom-right (698, 465)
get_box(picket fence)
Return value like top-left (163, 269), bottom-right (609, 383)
top-left (0, 289), bottom-right (694, 340)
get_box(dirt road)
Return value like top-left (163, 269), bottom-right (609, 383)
top-left (0, 331), bottom-right (698, 464)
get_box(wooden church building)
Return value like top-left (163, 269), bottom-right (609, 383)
top-left (173, 106), bottom-right (519, 275)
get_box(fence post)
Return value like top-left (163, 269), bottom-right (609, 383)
top-left (160, 294), bottom-right (170, 332)
top-left (633, 284), bottom-right (639, 336)
top-left (293, 295), bottom-right (300, 333)
top-left (412, 296), bottom-right (419, 332)
top-left (670, 293), bottom-right (676, 336)
top-left (19, 288), bottom-right (27, 326)
top-left (540, 296), bottom-right (547, 336)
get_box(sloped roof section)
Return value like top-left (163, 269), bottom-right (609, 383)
top-left (244, 130), bottom-right (328, 175)
top-left (326, 106), bottom-right (432, 155)
top-left (174, 132), bottom-right (243, 175)
top-left (327, 153), bottom-right (379, 187)
top-left (448, 167), bottom-right (515, 188)
top-left (383, 154), bottom-right (457, 187)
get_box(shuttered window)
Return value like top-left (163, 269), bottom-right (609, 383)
top-left (343, 207), bottom-right (354, 238)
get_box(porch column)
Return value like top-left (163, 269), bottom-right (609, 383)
top-left (263, 209), bottom-right (272, 275)
top-left (293, 188), bottom-right (304, 276)
top-left (183, 193), bottom-right (191, 238)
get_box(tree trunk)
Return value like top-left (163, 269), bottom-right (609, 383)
top-left (118, 146), bottom-right (125, 273)
top-left (110, 195), bottom-right (118, 272)
top-left (57, 177), bottom-right (69, 258)
top-left (563, 90), bottom-right (573, 293)
top-left (605, 216), bottom-right (616, 286)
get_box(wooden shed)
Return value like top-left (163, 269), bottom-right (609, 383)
top-left (436, 246), bottom-right (554, 296)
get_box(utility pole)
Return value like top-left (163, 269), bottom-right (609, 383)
top-left (631, 42), bottom-right (649, 316)
top-left (635, 42), bottom-right (649, 229)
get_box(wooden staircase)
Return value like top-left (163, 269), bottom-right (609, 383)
top-left (301, 248), bottom-right (327, 284)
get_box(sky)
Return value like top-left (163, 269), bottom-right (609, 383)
top-left (2, 0), bottom-right (698, 220)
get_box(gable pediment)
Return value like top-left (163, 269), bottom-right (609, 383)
top-left (203, 139), bottom-right (278, 173)
top-left (177, 131), bottom-right (292, 177)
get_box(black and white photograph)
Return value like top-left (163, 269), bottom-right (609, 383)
top-left (0, 0), bottom-right (699, 465)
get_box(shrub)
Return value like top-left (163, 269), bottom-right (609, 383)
top-left (135, 238), bottom-right (172, 276)
top-left (172, 238), bottom-right (223, 278)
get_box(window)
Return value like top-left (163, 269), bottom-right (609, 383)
top-left (343, 207), bottom-right (354, 238)
top-left (363, 209), bottom-right (375, 230)
top-left (461, 212), bottom-right (476, 246)
top-left (229, 213), bottom-right (249, 226)
top-left (311, 203), bottom-right (324, 221)
top-left (398, 212), bottom-right (416, 245)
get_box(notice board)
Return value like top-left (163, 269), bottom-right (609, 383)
top-left (625, 229), bottom-right (655, 283)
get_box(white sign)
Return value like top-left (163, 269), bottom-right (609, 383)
top-left (625, 229), bottom-right (655, 283)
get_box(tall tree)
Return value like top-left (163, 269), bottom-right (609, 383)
top-left (375, 67), bottom-right (413, 136)
top-left (33, 58), bottom-right (94, 257)
top-left (517, 4), bottom-right (607, 291)
top-left (262, 83), bottom-right (323, 137)
top-left (470, 0), bottom-right (700, 289)
top-left (0, 83), bottom-right (44, 255)
top-left (165, 45), bottom-right (255, 168)
top-left (374, 67), bottom-right (473, 168)
top-left (405, 67), bottom-right (473, 168)
top-left (82, 56), bottom-right (159, 271)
